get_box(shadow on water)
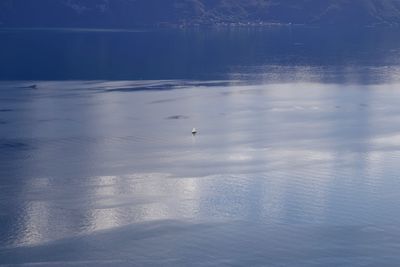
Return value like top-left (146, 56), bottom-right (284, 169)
top-left (1, 220), bottom-right (400, 266)
top-left (0, 141), bottom-right (31, 151)
top-left (1, 27), bottom-right (400, 83)
top-left (165, 115), bottom-right (189, 120)
top-left (102, 84), bottom-right (187, 93)
top-left (100, 81), bottom-right (235, 93)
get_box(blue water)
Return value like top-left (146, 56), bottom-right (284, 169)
top-left (2, 28), bottom-right (400, 266)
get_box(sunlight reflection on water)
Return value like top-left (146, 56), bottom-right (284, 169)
top-left (2, 79), bottom-right (400, 265)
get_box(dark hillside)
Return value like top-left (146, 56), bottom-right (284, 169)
top-left (1, 0), bottom-right (400, 28)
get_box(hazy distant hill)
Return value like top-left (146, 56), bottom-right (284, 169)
top-left (1, 0), bottom-right (400, 28)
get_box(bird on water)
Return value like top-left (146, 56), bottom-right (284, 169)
top-left (192, 128), bottom-right (197, 135)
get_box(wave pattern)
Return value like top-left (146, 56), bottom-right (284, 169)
top-left (2, 80), bottom-right (400, 265)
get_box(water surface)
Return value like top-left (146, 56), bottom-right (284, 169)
top-left (1, 28), bottom-right (400, 266)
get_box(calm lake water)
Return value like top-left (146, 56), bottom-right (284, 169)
top-left (2, 27), bottom-right (400, 266)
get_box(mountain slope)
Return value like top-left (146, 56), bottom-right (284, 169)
top-left (1, 0), bottom-right (400, 28)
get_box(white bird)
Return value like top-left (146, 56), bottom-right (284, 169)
top-left (192, 128), bottom-right (197, 135)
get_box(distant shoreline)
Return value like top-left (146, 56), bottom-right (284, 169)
top-left (0, 27), bottom-right (149, 33)
top-left (1, 23), bottom-right (399, 32)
